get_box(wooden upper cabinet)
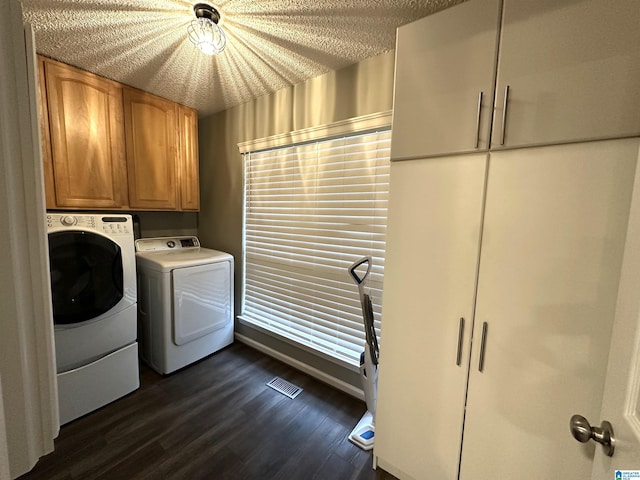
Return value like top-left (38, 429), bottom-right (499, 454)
top-left (123, 88), bottom-right (179, 210)
top-left (39, 57), bottom-right (200, 212)
top-left (38, 56), bottom-right (56, 209)
top-left (492, 0), bottom-right (640, 149)
top-left (40, 57), bottom-right (128, 209)
top-left (178, 105), bottom-right (200, 211)
top-left (391, 0), bottom-right (502, 160)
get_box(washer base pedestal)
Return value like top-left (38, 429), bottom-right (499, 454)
top-left (57, 342), bottom-right (139, 425)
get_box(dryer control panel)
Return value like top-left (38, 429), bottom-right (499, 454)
top-left (135, 236), bottom-right (201, 252)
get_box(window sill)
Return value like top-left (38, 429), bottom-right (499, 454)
top-left (238, 315), bottom-right (361, 373)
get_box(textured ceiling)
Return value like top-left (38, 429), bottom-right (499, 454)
top-left (21, 0), bottom-right (462, 117)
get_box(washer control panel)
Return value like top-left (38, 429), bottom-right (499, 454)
top-left (135, 236), bottom-right (201, 252)
top-left (46, 214), bottom-right (131, 235)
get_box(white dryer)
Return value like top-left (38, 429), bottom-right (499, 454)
top-left (135, 236), bottom-right (234, 374)
top-left (46, 213), bottom-right (139, 425)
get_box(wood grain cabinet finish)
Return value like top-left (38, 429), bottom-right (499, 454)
top-left (38, 57), bottom-right (200, 211)
top-left (38, 56), bottom-right (55, 209)
top-left (392, 0), bottom-right (640, 160)
top-left (123, 87), bottom-right (179, 210)
top-left (178, 105), bottom-right (200, 211)
top-left (40, 57), bottom-right (128, 209)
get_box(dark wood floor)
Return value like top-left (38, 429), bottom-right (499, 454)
top-left (19, 342), bottom-right (397, 480)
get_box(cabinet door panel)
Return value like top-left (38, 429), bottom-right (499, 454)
top-left (178, 106), bottom-right (200, 211)
top-left (124, 88), bottom-right (178, 210)
top-left (460, 139), bottom-right (638, 479)
top-left (493, 0), bottom-right (640, 148)
top-left (45, 60), bottom-right (127, 208)
top-left (38, 56), bottom-right (56, 209)
top-left (391, 0), bottom-right (501, 160)
top-left (375, 154), bottom-right (487, 478)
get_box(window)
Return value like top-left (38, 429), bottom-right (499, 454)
top-left (241, 129), bottom-right (391, 367)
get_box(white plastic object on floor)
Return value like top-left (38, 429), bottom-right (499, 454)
top-left (349, 410), bottom-right (375, 450)
top-left (347, 257), bottom-right (379, 451)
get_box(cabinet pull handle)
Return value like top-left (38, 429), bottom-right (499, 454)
top-left (478, 321), bottom-right (488, 372)
top-left (475, 91), bottom-right (483, 149)
top-left (456, 317), bottom-right (465, 366)
top-left (500, 85), bottom-right (510, 146)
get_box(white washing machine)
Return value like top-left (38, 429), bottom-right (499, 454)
top-left (46, 213), bottom-right (139, 425)
top-left (135, 236), bottom-right (234, 374)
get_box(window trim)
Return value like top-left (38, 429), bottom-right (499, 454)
top-left (237, 111), bottom-right (392, 154)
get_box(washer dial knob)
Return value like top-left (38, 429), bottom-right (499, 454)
top-left (61, 215), bottom-right (77, 226)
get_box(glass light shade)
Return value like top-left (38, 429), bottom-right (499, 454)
top-left (187, 17), bottom-right (226, 55)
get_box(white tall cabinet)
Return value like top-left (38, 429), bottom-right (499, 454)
top-left (377, 139), bottom-right (638, 480)
top-left (459, 141), bottom-right (636, 479)
top-left (374, 0), bottom-right (640, 478)
top-left (375, 154), bottom-right (488, 478)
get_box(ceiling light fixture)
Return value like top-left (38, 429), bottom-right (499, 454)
top-left (187, 3), bottom-right (227, 56)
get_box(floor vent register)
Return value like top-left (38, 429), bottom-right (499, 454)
top-left (266, 377), bottom-right (303, 399)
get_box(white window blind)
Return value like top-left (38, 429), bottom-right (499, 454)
top-left (241, 129), bottom-right (391, 367)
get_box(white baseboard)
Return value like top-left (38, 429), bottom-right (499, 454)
top-left (235, 333), bottom-right (365, 401)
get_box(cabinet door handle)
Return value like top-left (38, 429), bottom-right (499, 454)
top-left (475, 91), bottom-right (483, 149)
top-left (478, 321), bottom-right (488, 372)
top-left (500, 85), bottom-right (510, 146)
top-left (456, 317), bottom-right (465, 366)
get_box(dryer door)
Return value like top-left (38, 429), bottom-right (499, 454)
top-left (172, 261), bottom-right (231, 345)
top-left (48, 230), bottom-right (124, 324)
